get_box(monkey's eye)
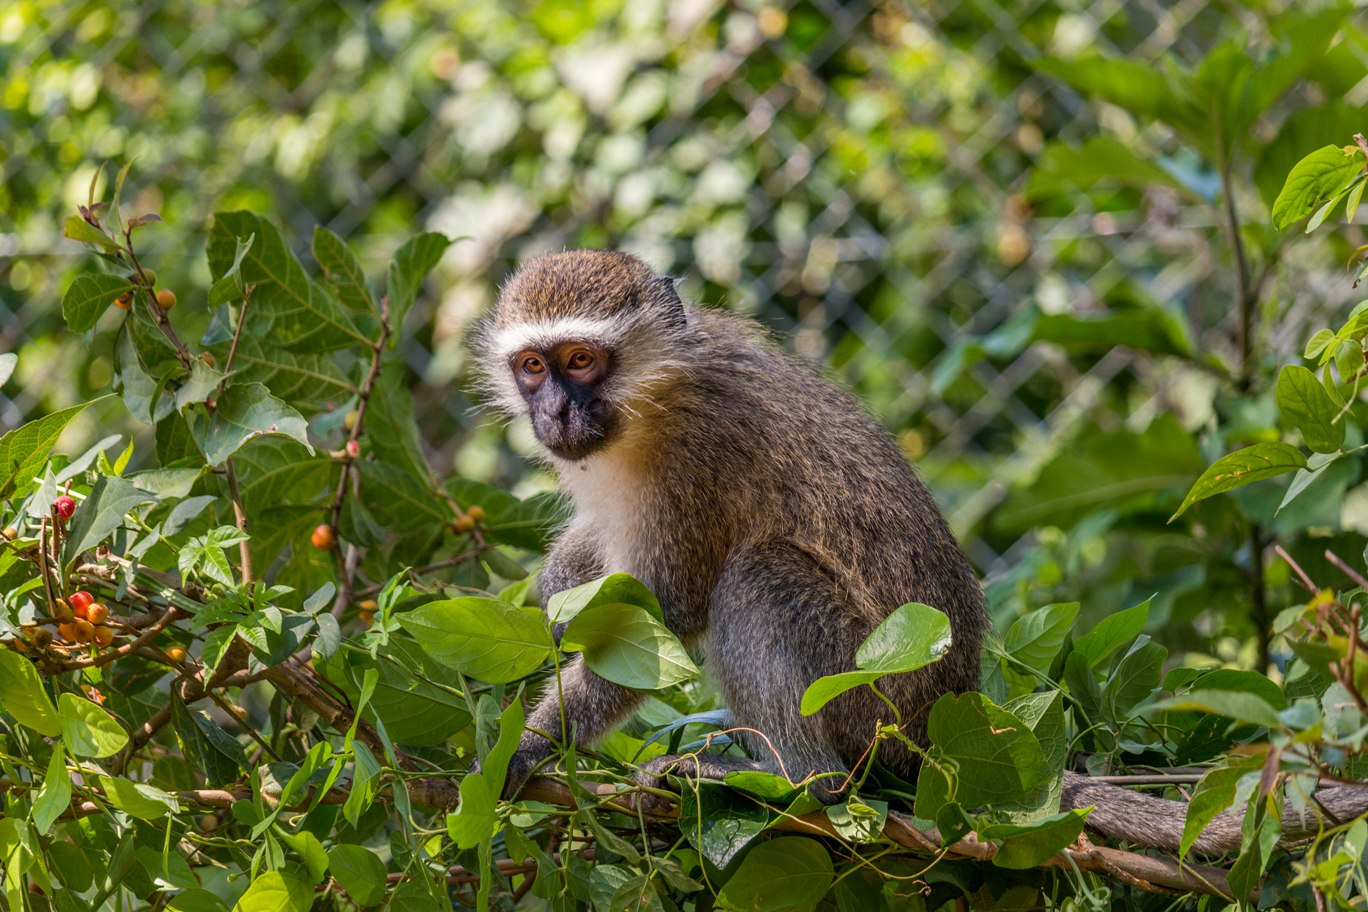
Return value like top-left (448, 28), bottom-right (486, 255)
top-left (518, 354), bottom-right (545, 375)
top-left (565, 350), bottom-right (595, 373)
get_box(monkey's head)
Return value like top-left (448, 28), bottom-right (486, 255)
top-left (475, 250), bottom-right (692, 462)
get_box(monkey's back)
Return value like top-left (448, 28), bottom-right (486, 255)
top-left (617, 308), bottom-right (988, 758)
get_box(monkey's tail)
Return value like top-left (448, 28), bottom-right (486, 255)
top-left (1061, 770), bottom-right (1368, 855)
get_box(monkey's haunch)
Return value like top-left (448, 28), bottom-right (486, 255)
top-left (1062, 770), bottom-right (1368, 855)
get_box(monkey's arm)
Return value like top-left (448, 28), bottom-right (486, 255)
top-left (1063, 770), bottom-right (1368, 854)
top-left (539, 522), bottom-right (605, 607)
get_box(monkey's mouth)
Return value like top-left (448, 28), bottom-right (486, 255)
top-left (534, 405), bottom-right (617, 461)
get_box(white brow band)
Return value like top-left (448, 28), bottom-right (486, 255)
top-left (490, 316), bottom-right (629, 360)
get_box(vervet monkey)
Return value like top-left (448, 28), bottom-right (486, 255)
top-left (476, 249), bottom-right (1367, 849)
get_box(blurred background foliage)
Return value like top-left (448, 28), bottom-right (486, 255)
top-left (3, 0), bottom-right (1367, 666)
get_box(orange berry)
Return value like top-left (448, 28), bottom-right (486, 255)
top-left (452, 515), bottom-right (475, 534)
top-left (2, 527), bottom-right (16, 541)
top-left (114, 293), bottom-right (132, 310)
top-left (200, 352), bottom-right (216, 367)
top-left (68, 591), bottom-right (94, 615)
top-left (57, 622), bottom-right (78, 642)
top-left (93, 626), bottom-right (114, 648)
top-left (466, 505), bottom-right (485, 523)
top-left (71, 619), bottom-right (95, 643)
top-left (85, 602), bottom-right (108, 624)
top-left (156, 289), bottom-right (176, 310)
top-left (311, 524), bottom-right (335, 550)
top-left (166, 645), bottom-right (187, 663)
top-left (358, 609), bottom-right (375, 625)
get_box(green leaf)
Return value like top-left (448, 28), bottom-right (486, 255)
top-left (680, 782), bottom-right (770, 868)
top-left (58, 693), bottom-right (129, 758)
top-left (824, 798), bottom-right (888, 844)
top-left (1170, 442), bottom-right (1308, 520)
top-left (1151, 689), bottom-right (1284, 729)
top-left (1002, 602), bottom-right (1078, 677)
top-left (1304, 328), bottom-right (1336, 360)
top-left (926, 693), bottom-right (1051, 806)
top-left (62, 273), bottom-right (134, 333)
top-left (446, 772), bottom-right (496, 849)
top-left (1073, 598), bottom-right (1149, 668)
top-left (189, 382), bottom-right (313, 466)
top-left (386, 232), bottom-right (451, 328)
top-left (715, 838), bottom-right (834, 912)
top-left (1101, 635), bottom-right (1165, 722)
top-left (232, 870), bottom-right (314, 912)
top-left (1026, 137), bottom-right (1202, 201)
top-left (312, 227), bottom-right (376, 314)
top-left (980, 809), bottom-right (1090, 869)
top-left (327, 845), bottom-right (386, 907)
top-left (1272, 144), bottom-right (1365, 230)
top-left (208, 211), bottom-right (367, 351)
top-left (98, 777), bottom-right (177, 820)
top-left (547, 573), bottom-right (663, 624)
top-left (62, 475), bottom-right (159, 565)
top-left (167, 890), bottom-right (229, 912)
top-left (278, 830), bottom-right (329, 884)
top-left (1179, 753), bottom-right (1265, 858)
top-left (31, 743), bottom-right (71, 834)
top-left (800, 602), bottom-right (951, 714)
top-left (561, 602), bottom-right (699, 690)
top-left (999, 691), bottom-right (1067, 822)
top-left (0, 649), bottom-right (59, 736)
top-left (0, 401), bottom-right (95, 499)
top-left (397, 598), bottom-right (550, 683)
top-left (63, 215), bottom-right (119, 250)
top-left (1275, 364), bottom-right (1344, 454)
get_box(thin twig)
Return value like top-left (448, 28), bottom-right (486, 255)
top-left (223, 460), bottom-right (253, 585)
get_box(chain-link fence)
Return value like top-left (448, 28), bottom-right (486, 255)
top-left (3, 0), bottom-right (1364, 577)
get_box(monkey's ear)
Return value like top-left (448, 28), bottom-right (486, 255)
top-left (648, 275), bottom-right (687, 329)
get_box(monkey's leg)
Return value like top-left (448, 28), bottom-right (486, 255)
top-left (640, 543), bottom-right (858, 805)
top-left (501, 655), bottom-right (645, 798)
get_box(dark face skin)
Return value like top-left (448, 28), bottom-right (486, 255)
top-left (512, 341), bottom-right (618, 460)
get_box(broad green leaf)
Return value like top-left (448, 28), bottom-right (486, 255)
top-left (0, 649), bottom-right (59, 735)
top-left (167, 890), bottom-right (230, 912)
top-left (387, 232), bottom-right (451, 328)
top-left (561, 602), bottom-right (699, 690)
top-left (327, 846), bottom-right (386, 907)
top-left (715, 838), bottom-right (834, 912)
top-left (208, 333), bottom-right (354, 410)
top-left (1073, 599), bottom-right (1149, 668)
top-left (1002, 602), bottom-right (1078, 676)
top-left (999, 691), bottom-right (1067, 822)
top-left (331, 639), bottom-right (470, 745)
top-left (610, 875), bottom-right (666, 912)
top-left (547, 573), bottom-right (663, 624)
top-left (926, 693), bottom-right (1051, 806)
top-left (1179, 753), bottom-right (1265, 859)
top-left (62, 273), bottom-right (134, 333)
top-left (232, 870), bottom-right (314, 912)
top-left (1272, 144), bottom-right (1365, 230)
top-left (1304, 328), bottom-right (1336, 360)
top-left (312, 227), bottom-right (376, 314)
top-left (801, 602), bottom-right (951, 714)
top-left (397, 597), bottom-right (550, 683)
top-left (62, 475), bottom-right (159, 565)
top-left (208, 211), bottom-right (367, 351)
top-left (1275, 364), bottom-right (1344, 454)
top-left (980, 809), bottom-right (1090, 868)
top-left (1170, 442), bottom-right (1307, 520)
top-left (278, 830), bottom-right (329, 883)
top-left (446, 772), bottom-right (496, 849)
top-left (1101, 635), bottom-right (1165, 721)
top-left (1026, 137), bottom-right (1204, 200)
top-left (189, 382), bottom-right (313, 466)
top-left (1278, 451), bottom-right (1343, 515)
top-left (98, 777), bottom-right (177, 820)
top-left (63, 215), bottom-right (119, 249)
top-left (680, 782), bottom-right (770, 868)
top-left (0, 401), bottom-right (95, 499)
top-left (824, 798), bottom-right (887, 844)
top-left (31, 743), bottom-right (71, 834)
top-left (1151, 688), bottom-right (1284, 729)
top-left (479, 697), bottom-right (526, 799)
top-left (58, 693), bottom-right (129, 758)
top-left (174, 358), bottom-right (227, 412)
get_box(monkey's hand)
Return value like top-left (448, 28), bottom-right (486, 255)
top-left (479, 732), bottom-right (554, 800)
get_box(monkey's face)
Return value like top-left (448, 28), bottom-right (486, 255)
top-left (511, 341), bottom-right (619, 460)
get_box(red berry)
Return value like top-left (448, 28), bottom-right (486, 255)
top-left (68, 591), bottom-right (94, 615)
top-left (54, 496), bottom-right (75, 519)
top-left (311, 524), bottom-right (335, 550)
top-left (345, 439), bottom-right (360, 458)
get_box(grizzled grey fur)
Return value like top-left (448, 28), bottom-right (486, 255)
top-left (476, 249), bottom-right (988, 803)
